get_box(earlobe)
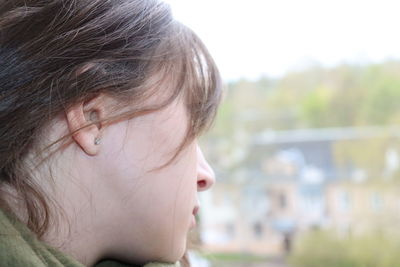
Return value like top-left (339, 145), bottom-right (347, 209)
top-left (65, 96), bottom-right (105, 156)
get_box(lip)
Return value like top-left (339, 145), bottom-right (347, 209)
top-left (193, 205), bottom-right (200, 216)
top-left (190, 205), bottom-right (200, 229)
top-left (190, 215), bottom-right (197, 228)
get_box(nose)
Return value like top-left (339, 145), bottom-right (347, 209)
top-left (196, 145), bottom-right (216, 192)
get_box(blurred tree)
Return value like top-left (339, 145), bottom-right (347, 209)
top-left (209, 60), bottom-right (400, 133)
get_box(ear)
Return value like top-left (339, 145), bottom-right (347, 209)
top-left (65, 94), bottom-right (107, 156)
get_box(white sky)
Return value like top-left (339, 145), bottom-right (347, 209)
top-left (164, 0), bottom-right (400, 81)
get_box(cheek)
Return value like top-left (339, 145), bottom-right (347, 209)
top-left (150, 147), bottom-right (198, 221)
top-left (141, 145), bottom-right (198, 251)
top-left (99, 119), bottom-right (166, 194)
top-left (96, 108), bottom-right (197, 259)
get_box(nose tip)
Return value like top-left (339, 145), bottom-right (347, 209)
top-left (197, 146), bottom-right (215, 192)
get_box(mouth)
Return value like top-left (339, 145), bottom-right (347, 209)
top-left (193, 205), bottom-right (200, 216)
top-left (191, 206), bottom-right (200, 229)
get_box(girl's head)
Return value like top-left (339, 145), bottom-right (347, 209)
top-left (0, 0), bottom-right (221, 265)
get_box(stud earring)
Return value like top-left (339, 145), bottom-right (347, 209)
top-left (94, 137), bottom-right (101, 145)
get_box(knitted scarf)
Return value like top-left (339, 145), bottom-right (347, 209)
top-left (0, 209), bottom-right (180, 267)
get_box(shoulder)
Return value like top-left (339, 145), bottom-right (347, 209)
top-left (0, 208), bottom-right (85, 267)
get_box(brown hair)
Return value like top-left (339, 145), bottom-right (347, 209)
top-left (0, 0), bottom-right (221, 265)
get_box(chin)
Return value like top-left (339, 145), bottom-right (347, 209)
top-left (126, 237), bottom-right (186, 265)
top-left (160, 238), bottom-right (187, 263)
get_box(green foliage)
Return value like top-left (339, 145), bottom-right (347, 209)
top-left (200, 252), bottom-right (270, 267)
top-left (202, 252), bottom-right (268, 262)
top-left (209, 60), bottom-right (400, 133)
top-left (289, 230), bottom-right (400, 267)
top-left (299, 86), bottom-right (332, 127)
top-left (361, 69), bottom-right (400, 125)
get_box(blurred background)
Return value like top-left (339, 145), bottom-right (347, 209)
top-left (165, 1), bottom-right (400, 266)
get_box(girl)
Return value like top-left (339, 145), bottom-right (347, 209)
top-left (0, 0), bottom-right (222, 266)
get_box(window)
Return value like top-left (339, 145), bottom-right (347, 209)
top-left (253, 222), bottom-right (263, 239)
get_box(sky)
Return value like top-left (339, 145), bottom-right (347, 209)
top-left (164, 0), bottom-right (400, 81)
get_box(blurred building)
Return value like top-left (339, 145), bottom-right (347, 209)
top-left (200, 126), bottom-right (400, 256)
top-left (326, 180), bottom-right (400, 237)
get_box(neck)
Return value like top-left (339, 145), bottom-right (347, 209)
top-left (1, 183), bottom-right (105, 266)
top-left (41, 200), bottom-right (106, 267)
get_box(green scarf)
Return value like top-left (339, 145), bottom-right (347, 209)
top-left (0, 209), bottom-right (180, 267)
